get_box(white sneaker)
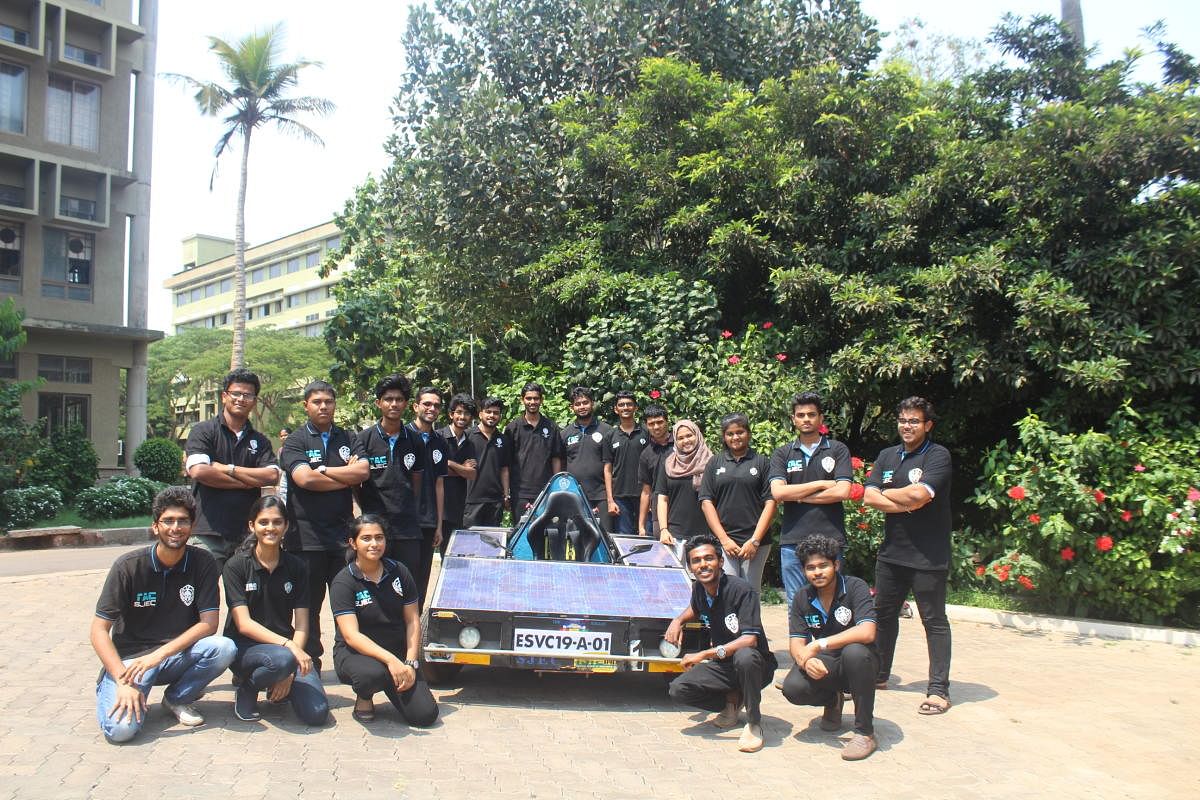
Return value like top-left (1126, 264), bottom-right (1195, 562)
top-left (737, 723), bottom-right (764, 753)
top-left (163, 698), bottom-right (204, 727)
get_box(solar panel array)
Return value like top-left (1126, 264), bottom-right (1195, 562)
top-left (611, 536), bottom-right (681, 567)
top-left (433, 557), bottom-right (691, 619)
top-left (446, 530), bottom-right (506, 558)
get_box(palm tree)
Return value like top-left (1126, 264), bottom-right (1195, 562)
top-left (169, 24), bottom-right (334, 369)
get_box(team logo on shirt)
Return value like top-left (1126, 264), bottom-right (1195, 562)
top-left (612, 441), bottom-right (620, 449)
top-left (786, 459), bottom-right (804, 473)
top-left (245, 582), bottom-right (258, 592)
top-left (716, 466), bottom-right (726, 475)
top-left (834, 606), bottom-right (852, 625)
top-left (541, 427), bottom-right (549, 439)
top-left (432, 448), bottom-right (444, 464)
top-left (567, 434), bottom-right (581, 446)
top-left (591, 431), bottom-right (603, 443)
top-left (821, 456), bottom-right (835, 472)
top-left (283, 581), bottom-right (293, 594)
top-left (250, 439), bottom-right (259, 453)
top-left (307, 448), bottom-right (322, 463)
top-left (749, 467), bottom-right (758, 476)
top-left (133, 591), bottom-right (157, 608)
top-left (639, 438), bottom-right (646, 445)
top-left (403, 452), bottom-right (417, 470)
top-left (338, 445), bottom-right (352, 461)
top-left (179, 584), bottom-right (195, 607)
top-left (354, 590), bottom-right (373, 607)
top-left (495, 437), bottom-right (504, 448)
top-left (392, 577), bottom-right (404, 596)
top-left (724, 613), bottom-right (740, 634)
top-left (882, 470), bottom-right (894, 484)
top-left (908, 468), bottom-right (924, 484)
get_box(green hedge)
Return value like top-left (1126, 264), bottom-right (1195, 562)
top-left (77, 477), bottom-right (168, 522)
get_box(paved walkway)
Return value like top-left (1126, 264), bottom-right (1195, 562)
top-left (0, 549), bottom-right (1196, 800)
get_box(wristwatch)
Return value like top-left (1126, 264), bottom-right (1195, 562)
top-left (227, 463), bottom-right (236, 476)
top-left (715, 645), bottom-right (727, 660)
top-left (315, 464), bottom-right (327, 474)
top-left (817, 637), bottom-right (829, 651)
top-left (404, 659), bottom-right (420, 671)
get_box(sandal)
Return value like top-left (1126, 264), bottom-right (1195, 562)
top-left (918, 696), bottom-right (951, 715)
top-left (352, 698), bottom-right (376, 722)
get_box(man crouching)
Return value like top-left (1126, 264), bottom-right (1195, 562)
top-left (665, 532), bottom-right (778, 752)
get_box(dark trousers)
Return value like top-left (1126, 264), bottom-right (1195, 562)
top-left (586, 497), bottom-right (614, 533)
top-left (334, 651), bottom-right (439, 727)
top-left (668, 648), bottom-right (772, 725)
top-left (234, 643), bottom-right (330, 726)
top-left (417, 527), bottom-right (437, 608)
top-left (874, 559), bottom-right (952, 699)
top-left (439, 517), bottom-right (463, 557)
top-left (782, 643), bottom-right (878, 735)
top-left (614, 497), bottom-right (639, 535)
top-left (297, 549), bottom-right (348, 668)
top-left (463, 501), bottom-right (503, 528)
top-left (386, 538), bottom-right (423, 591)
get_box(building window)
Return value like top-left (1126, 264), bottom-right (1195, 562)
top-left (204, 282), bottom-right (216, 298)
top-left (60, 195), bottom-right (98, 221)
top-left (174, 292), bottom-right (187, 307)
top-left (37, 354), bottom-right (92, 383)
top-left (41, 229), bottom-right (94, 301)
top-left (325, 309), bottom-right (337, 318)
top-left (305, 251), bottom-right (319, 269)
top-left (304, 323), bottom-right (322, 337)
top-left (305, 313), bottom-right (318, 322)
top-left (188, 287), bottom-right (201, 303)
top-left (250, 267), bottom-right (265, 283)
top-left (38, 392), bottom-right (90, 436)
top-left (268, 262), bottom-right (281, 279)
top-left (219, 277), bottom-right (231, 293)
top-left (0, 222), bottom-right (22, 294)
top-left (325, 236), bottom-right (340, 252)
top-left (0, 25), bottom-right (30, 47)
top-left (46, 75), bottom-right (100, 151)
top-left (63, 43), bottom-right (102, 68)
top-left (0, 352), bottom-right (15, 378)
top-left (286, 256), bottom-right (300, 273)
top-left (260, 303), bottom-right (270, 317)
top-left (0, 61), bottom-right (26, 134)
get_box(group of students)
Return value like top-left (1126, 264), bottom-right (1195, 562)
top-left (91, 368), bottom-right (955, 763)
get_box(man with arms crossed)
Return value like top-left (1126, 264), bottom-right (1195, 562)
top-left (280, 380), bottom-right (369, 668)
top-left (437, 393), bottom-right (479, 554)
top-left (561, 386), bottom-right (616, 531)
top-left (607, 390), bottom-right (648, 535)
top-left (636, 404), bottom-right (672, 537)
top-left (463, 396), bottom-right (511, 528)
top-left (665, 533), bottom-right (778, 753)
top-left (863, 396), bottom-right (953, 715)
top-left (504, 382), bottom-right (563, 516)
top-left (768, 392), bottom-right (853, 608)
top-left (91, 486), bottom-right (236, 742)
top-left (408, 387), bottom-right (449, 604)
top-left (184, 368), bottom-right (279, 569)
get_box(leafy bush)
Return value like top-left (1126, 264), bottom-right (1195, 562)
top-left (77, 477), bottom-right (167, 521)
top-left (133, 438), bottom-right (183, 484)
top-left (971, 405), bottom-right (1200, 625)
top-left (1, 485), bottom-right (62, 529)
top-left (27, 423), bottom-right (98, 502)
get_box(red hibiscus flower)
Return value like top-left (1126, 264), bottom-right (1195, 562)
top-left (1133, 464), bottom-right (1146, 473)
top-left (774, 353), bottom-right (787, 362)
top-left (819, 424), bottom-right (829, 434)
top-left (1017, 575), bottom-right (1035, 591)
top-left (848, 483), bottom-right (865, 501)
top-left (1188, 487), bottom-right (1200, 502)
top-left (997, 566), bottom-right (1011, 581)
top-left (1028, 513), bottom-right (1041, 524)
top-left (1007, 486), bottom-right (1026, 501)
top-left (975, 565), bottom-right (986, 577)
top-left (851, 457), bottom-right (864, 470)
top-left (1120, 510), bottom-right (1132, 522)
top-left (720, 330), bottom-right (733, 339)
top-left (1095, 535), bottom-right (1114, 552)
top-left (1093, 490), bottom-right (1107, 504)
top-left (727, 355), bottom-right (741, 365)
top-left (649, 389), bottom-right (662, 399)
top-left (762, 321), bottom-right (773, 329)
top-left (1060, 546), bottom-right (1075, 561)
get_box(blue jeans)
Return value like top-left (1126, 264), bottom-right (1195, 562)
top-left (614, 497), bottom-right (640, 535)
top-left (96, 635), bottom-right (236, 743)
top-left (235, 643), bottom-right (330, 726)
top-left (781, 543), bottom-right (843, 609)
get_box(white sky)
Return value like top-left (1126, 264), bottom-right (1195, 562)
top-left (147, 0), bottom-right (1200, 331)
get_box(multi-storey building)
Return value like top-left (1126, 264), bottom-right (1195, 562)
top-left (0, 0), bottom-right (159, 475)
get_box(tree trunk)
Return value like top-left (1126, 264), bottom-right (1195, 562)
top-left (230, 128), bottom-right (251, 370)
top-left (1061, 0), bottom-right (1085, 48)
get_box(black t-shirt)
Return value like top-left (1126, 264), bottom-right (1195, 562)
top-left (280, 422), bottom-right (366, 552)
top-left (698, 449), bottom-right (772, 544)
top-left (638, 437), bottom-right (673, 489)
top-left (356, 424), bottom-right (424, 541)
top-left (465, 427), bottom-right (511, 504)
top-left (221, 548), bottom-right (311, 649)
top-left (654, 465), bottom-right (711, 540)
top-left (329, 558), bottom-right (417, 657)
top-left (95, 545), bottom-right (221, 659)
top-left (768, 437), bottom-right (853, 546)
top-left (607, 425), bottom-right (648, 499)
top-left (562, 419), bottom-right (613, 503)
top-left (690, 574), bottom-right (777, 668)
top-left (504, 415), bottom-right (564, 502)
top-left (865, 439), bottom-right (953, 571)
top-left (789, 573), bottom-right (876, 655)
top-left (184, 416), bottom-right (278, 542)
top-left (407, 423), bottom-right (449, 530)
top-left (438, 425), bottom-right (477, 525)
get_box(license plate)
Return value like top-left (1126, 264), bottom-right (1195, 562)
top-left (513, 627), bottom-right (613, 655)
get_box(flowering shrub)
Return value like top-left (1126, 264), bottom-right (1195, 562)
top-left (77, 477), bottom-right (167, 521)
top-left (1, 485), bottom-right (63, 529)
top-left (972, 405), bottom-right (1200, 625)
top-left (841, 458), bottom-right (883, 582)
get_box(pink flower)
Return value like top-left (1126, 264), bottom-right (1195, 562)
top-left (1060, 546), bottom-right (1075, 561)
top-left (727, 355), bottom-right (741, 365)
top-left (1095, 535), bottom-right (1114, 552)
top-left (1133, 464), bottom-right (1146, 472)
top-left (1028, 514), bottom-right (1041, 524)
top-left (1188, 487), bottom-right (1200, 502)
top-left (720, 330), bottom-right (733, 339)
top-left (1093, 490), bottom-right (1107, 504)
top-left (1120, 510), bottom-right (1132, 522)
top-left (762, 321), bottom-right (773, 329)
top-left (648, 389), bottom-right (661, 399)
top-left (851, 457), bottom-right (864, 470)
top-left (774, 353), bottom-right (787, 362)
top-left (1007, 486), bottom-right (1026, 501)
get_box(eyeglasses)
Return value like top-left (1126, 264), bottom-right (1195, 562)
top-left (226, 391), bottom-right (256, 401)
top-left (157, 517), bottom-right (192, 528)
top-left (419, 401), bottom-right (442, 409)
top-left (897, 418), bottom-right (926, 427)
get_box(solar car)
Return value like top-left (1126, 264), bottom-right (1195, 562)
top-left (421, 472), bottom-right (705, 681)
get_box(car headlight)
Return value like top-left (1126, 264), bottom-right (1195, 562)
top-left (458, 626), bottom-right (482, 649)
top-left (659, 638), bottom-right (680, 659)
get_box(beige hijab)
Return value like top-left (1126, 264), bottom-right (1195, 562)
top-left (664, 419), bottom-right (713, 490)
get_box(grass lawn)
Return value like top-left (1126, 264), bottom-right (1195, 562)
top-left (38, 507), bottom-right (151, 530)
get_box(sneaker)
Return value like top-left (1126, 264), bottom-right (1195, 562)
top-left (712, 702), bottom-right (740, 729)
top-left (820, 691), bottom-right (845, 731)
top-left (841, 733), bottom-right (877, 761)
top-left (162, 698), bottom-right (204, 727)
top-left (234, 685), bottom-right (261, 722)
top-left (737, 723), bottom-right (764, 753)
